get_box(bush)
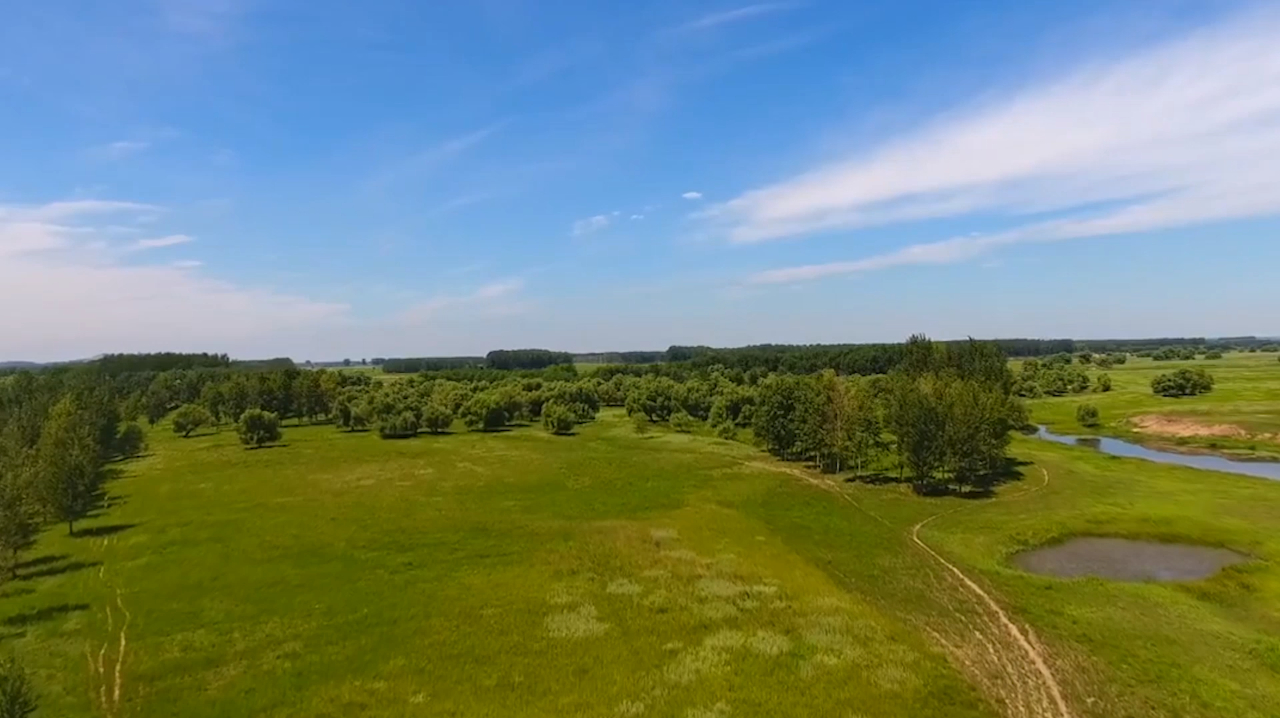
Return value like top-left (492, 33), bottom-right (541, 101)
top-left (171, 403), bottom-right (213, 437)
top-left (115, 422), bottom-right (147, 458)
top-left (0, 655), bottom-right (37, 718)
top-left (237, 409), bottom-right (282, 448)
top-left (542, 403), bottom-right (576, 435)
top-left (1076, 404), bottom-right (1100, 428)
top-left (1204, 350), bottom-right (1223, 359)
top-left (714, 421), bottom-right (737, 440)
top-left (377, 411), bottom-right (419, 439)
top-left (1151, 368), bottom-right (1215, 397)
top-left (1092, 373), bottom-right (1112, 393)
top-left (670, 409), bottom-right (695, 433)
top-left (420, 402), bottom-right (454, 434)
top-left (461, 392), bottom-right (508, 431)
top-left (631, 412), bottom-right (651, 435)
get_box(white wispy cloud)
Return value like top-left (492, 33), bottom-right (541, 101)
top-left (728, 8), bottom-right (1280, 281)
top-left (0, 199), bottom-right (346, 359)
top-left (91, 140), bottom-right (151, 160)
top-left (630, 214), bottom-right (645, 220)
top-left (682, 191), bottom-right (703, 200)
top-left (672, 3), bottom-right (798, 33)
top-left (572, 214), bottom-right (611, 236)
top-left (172, 260), bottom-right (204, 268)
top-left (366, 122), bottom-right (506, 192)
top-left (399, 279), bottom-right (526, 323)
top-left (130, 234), bottom-right (195, 251)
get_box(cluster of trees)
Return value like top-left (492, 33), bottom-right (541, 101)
top-left (0, 370), bottom-right (143, 565)
top-left (1013, 360), bottom-right (1111, 398)
top-left (327, 375), bottom-right (603, 438)
top-left (1151, 368), bottom-right (1215, 397)
top-left (570, 351), bottom-right (665, 365)
top-left (484, 350), bottom-right (575, 371)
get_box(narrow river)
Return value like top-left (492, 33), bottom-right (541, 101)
top-left (1034, 425), bottom-right (1280, 481)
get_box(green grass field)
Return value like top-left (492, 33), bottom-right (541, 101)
top-left (7, 393), bottom-right (1280, 717)
top-left (1025, 352), bottom-right (1280, 457)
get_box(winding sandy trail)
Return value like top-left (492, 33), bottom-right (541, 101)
top-left (910, 468), bottom-right (1072, 718)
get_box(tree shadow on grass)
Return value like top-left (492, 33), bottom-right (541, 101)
top-left (14, 554), bottom-right (68, 572)
top-left (245, 443), bottom-right (290, 450)
top-left (0, 587), bottom-right (34, 600)
top-left (17, 559), bottom-right (102, 582)
top-left (2, 603), bottom-right (90, 627)
top-left (74, 523), bottom-right (138, 539)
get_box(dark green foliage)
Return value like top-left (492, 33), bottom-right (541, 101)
top-left (0, 655), bottom-right (37, 717)
top-left (237, 410), bottom-right (282, 448)
top-left (1077, 404), bottom-right (1101, 428)
top-left (461, 393), bottom-right (509, 431)
top-left (116, 422), bottom-right (147, 458)
top-left (1152, 368), bottom-right (1215, 397)
top-left (485, 349), bottom-right (574, 371)
top-left (669, 409), bottom-right (695, 433)
top-left (542, 403), bottom-right (576, 435)
top-left (421, 402), bottom-right (454, 434)
top-left (171, 403), bottom-right (213, 437)
top-left (96, 352), bottom-right (230, 374)
top-left (625, 376), bottom-right (680, 422)
top-left (377, 412), bottom-right (419, 439)
top-left (33, 396), bottom-right (103, 535)
top-left (0, 473), bottom-right (37, 579)
top-left (1093, 373), bottom-right (1113, 393)
top-left (333, 393), bottom-right (369, 431)
top-left (1204, 351), bottom-right (1223, 360)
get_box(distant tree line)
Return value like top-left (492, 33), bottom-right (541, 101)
top-left (95, 352), bottom-right (231, 375)
top-left (380, 357), bottom-right (486, 373)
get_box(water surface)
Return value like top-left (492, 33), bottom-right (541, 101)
top-left (1034, 426), bottom-right (1280, 481)
top-left (1012, 537), bottom-right (1247, 581)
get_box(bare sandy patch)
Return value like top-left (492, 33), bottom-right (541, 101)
top-left (1129, 415), bottom-right (1249, 439)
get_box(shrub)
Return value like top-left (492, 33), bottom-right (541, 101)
top-left (115, 422), bottom-right (147, 458)
top-left (171, 403), bottom-right (213, 438)
top-left (542, 403), bottom-right (576, 435)
top-left (0, 655), bottom-right (37, 718)
top-left (1151, 368), bottom-right (1215, 397)
top-left (377, 411), bottom-right (419, 439)
top-left (1076, 404), bottom-right (1100, 428)
top-left (1203, 351), bottom-right (1223, 360)
top-left (237, 409), bottom-right (282, 448)
top-left (670, 409), bottom-right (695, 433)
top-left (714, 421), bottom-right (737, 440)
top-left (461, 392), bottom-right (508, 431)
top-left (631, 412), bottom-right (651, 435)
top-left (1093, 373), bottom-right (1112, 393)
top-left (420, 402), bottom-right (454, 434)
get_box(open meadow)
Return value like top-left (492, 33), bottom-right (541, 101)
top-left (7, 400), bottom-right (1280, 717)
top-left (1025, 351), bottom-right (1280, 458)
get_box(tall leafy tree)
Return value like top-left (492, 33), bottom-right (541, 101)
top-left (34, 397), bottom-right (103, 535)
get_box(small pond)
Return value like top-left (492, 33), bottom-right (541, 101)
top-left (1034, 426), bottom-right (1280, 481)
top-left (1012, 537), bottom-right (1247, 581)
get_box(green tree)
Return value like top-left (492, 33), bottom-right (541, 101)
top-left (461, 393), bottom-right (508, 431)
top-left (631, 412), bottom-right (651, 436)
top-left (171, 403), bottom-right (213, 438)
top-left (200, 382), bottom-right (227, 425)
top-left (1076, 403), bottom-right (1101, 428)
top-left (0, 471), bottom-right (38, 580)
top-left (625, 376), bottom-right (680, 422)
top-left (1093, 373), bottom-right (1113, 393)
top-left (115, 423), bottom-right (147, 458)
top-left (542, 403), bottom-right (576, 435)
top-left (377, 412), bottom-right (419, 439)
top-left (421, 402), bottom-right (454, 434)
top-left (886, 375), bottom-right (946, 487)
top-left (34, 397), bottom-right (102, 535)
top-left (0, 655), bottom-right (37, 718)
top-left (1151, 368), bottom-right (1215, 397)
top-left (237, 409), bottom-right (282, 448)
top-left (670, 409), bottom-right (695, 433)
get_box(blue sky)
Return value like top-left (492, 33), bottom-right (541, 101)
top-left (2, 0), bottom-right (1278, 361)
